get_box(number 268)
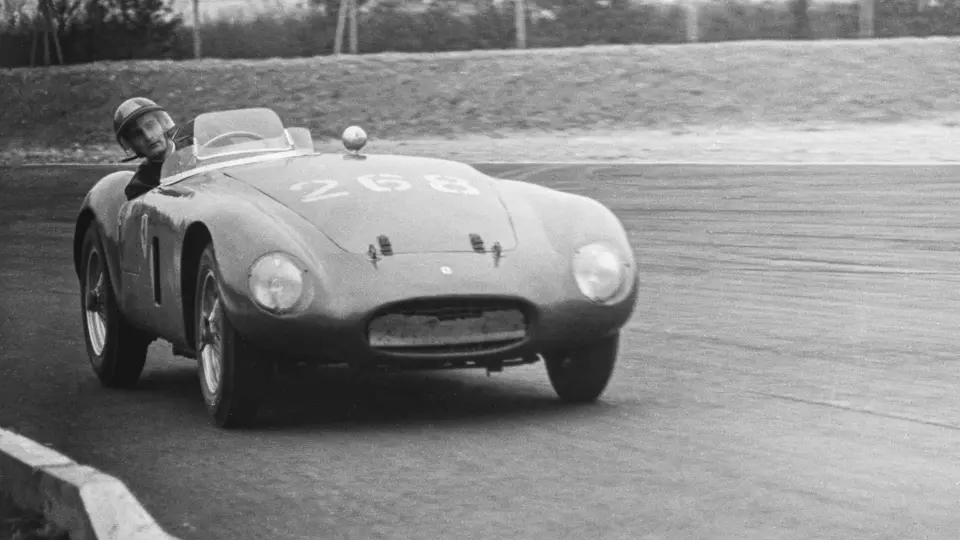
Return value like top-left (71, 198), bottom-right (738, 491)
top-left (289, 174), bottom-right (480, 202)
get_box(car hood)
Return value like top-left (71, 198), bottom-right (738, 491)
top-left (221, 153), bottom-right (519, 255)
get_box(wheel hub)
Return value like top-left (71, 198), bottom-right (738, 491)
top-left (199, 278), bottom-right (223, 395)
top-left (86, 287), bottom-right (102, 312)
top-left (201, 299), bottom-right (221, 345)
top-left (84, 249), bottom-right (108, 357)
top-left (200, 315), bottom-right (213, 346)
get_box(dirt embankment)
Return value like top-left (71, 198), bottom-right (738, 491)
top-left (3, 37), bottom-right (960, 164)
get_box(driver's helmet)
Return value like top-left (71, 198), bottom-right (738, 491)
top-left (112, 97), bottom-right (176, 158)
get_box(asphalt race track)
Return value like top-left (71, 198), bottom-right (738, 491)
top-left (2, 162), bottom-right (960, 539)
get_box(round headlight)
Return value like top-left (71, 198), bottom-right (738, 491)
top-left (572, 243), bottom-right (624, 303)
top-left (248, 253), bottom-right (304, 313)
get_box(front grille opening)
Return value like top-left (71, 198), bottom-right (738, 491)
top-left (367, 297), bottom-right (531, 355)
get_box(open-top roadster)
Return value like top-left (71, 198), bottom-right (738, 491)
top-left (74, 107), bottom-right (639, 428)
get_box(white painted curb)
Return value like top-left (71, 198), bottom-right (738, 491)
top-left (0, 427), bottom-right (181, 540)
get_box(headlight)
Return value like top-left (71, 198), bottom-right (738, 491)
top-left (572, 243), bottom-right (624, 303)
top-left (248, 252), bottom-right (304, 313)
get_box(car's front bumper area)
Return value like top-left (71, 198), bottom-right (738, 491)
top-left (219, 250), bottom-right (639, 368)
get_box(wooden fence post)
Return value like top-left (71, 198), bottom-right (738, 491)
top-left (348, 0), bottom-right (357, 54)
top-left (859, 0), bottom-right (874, 38)
top-left (334, 0), bottom-right (348, 55)
top-left (685, 2), bottom-right (698, 42)
top-left (193, 0), bottom-right (202, 58)
top-left (515, 0), bottom-right (526, 48)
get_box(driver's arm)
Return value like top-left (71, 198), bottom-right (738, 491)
top-left (124, 162), bottom-right (163, 200)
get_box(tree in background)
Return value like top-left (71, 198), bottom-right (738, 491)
top-left (5, 0), bottom-right (960, 66)
top-left (81, 0), bottom-right (183, 58)
top-left (0, 0), bottom-right (182, 66)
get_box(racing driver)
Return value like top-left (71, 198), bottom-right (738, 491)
top-left (113, 97), bottom-right (178, 200)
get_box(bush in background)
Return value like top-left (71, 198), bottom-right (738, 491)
top-left (2, 0), bottom-right (960, 67)
top-left (698, 0), bottom-right (859, 40)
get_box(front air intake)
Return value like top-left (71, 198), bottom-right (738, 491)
top-left (367, 297), bottom-right (531, 355)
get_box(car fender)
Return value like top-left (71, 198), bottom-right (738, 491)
top-left (496, 178), bottom-right (635, 262)
top-left (494, 178), bottom-right (639, 307)
top-left (165, 175), bottom-right (343, 338)
top-left (74, 170), bottom-right (134, 301)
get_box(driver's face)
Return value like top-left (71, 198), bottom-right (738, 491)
top-left (124, 111), bottom-right (174, 162)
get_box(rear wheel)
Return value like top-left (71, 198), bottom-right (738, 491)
top-left (79, 225), bottom-right (151, 388)
top-left (195, 243), bottom-right (272, 428)
top-left (543, 333), bottom-right (620, 403)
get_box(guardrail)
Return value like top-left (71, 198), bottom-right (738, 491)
top-left (0, 427), bottom-right (181, 540)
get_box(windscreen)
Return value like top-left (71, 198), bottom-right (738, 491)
top-left (160, 108), bottom-right (292, 180)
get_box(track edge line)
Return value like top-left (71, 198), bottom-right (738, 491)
top-left (750, 391), bottom-right (960, 431)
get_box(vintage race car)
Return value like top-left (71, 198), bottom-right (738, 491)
top-left (74, 107), bottom-right (639, 428)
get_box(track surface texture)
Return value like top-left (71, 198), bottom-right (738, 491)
top-left (2, 163), bottom-right (959, 539)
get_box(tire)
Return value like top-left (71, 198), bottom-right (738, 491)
top-left (543, 332), bottom-right (620, 403)
top-left (194, 243), bottom-right (272, 428)
top-left (79, 225), bottom-right (151, 388)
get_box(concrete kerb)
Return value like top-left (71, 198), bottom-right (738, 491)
top-left (0, 428), bottom-right (180, 540)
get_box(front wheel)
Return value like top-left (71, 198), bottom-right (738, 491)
top-left (79, 225), bottom-right (152, 388)
top-left (194, 243), bottom-right (272, 428)
top-left (543, 333), bottom-right (620, 403)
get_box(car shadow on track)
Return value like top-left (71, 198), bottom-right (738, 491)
top-left (135, 362), bottom-right (620, 432)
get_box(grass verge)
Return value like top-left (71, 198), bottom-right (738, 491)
top-left (3, 38), bottom-right (960, 163)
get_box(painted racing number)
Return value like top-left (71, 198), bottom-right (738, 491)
top-left (290, 179), bottom-right (349, 202)
top-left (424, 174), bottom-right (481, 195)
top-left (289, 174), bottom-right (480, 202)
top-left (357, 173), bottom-right (412, 192)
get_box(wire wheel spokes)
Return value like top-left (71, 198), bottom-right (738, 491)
top-left (84, 248), bottom-right (108, 356)
top-left (199, 272), bottom-right (224, 396)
